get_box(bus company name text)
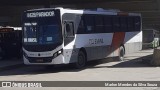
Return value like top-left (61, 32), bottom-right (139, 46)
top-left (27, 11), bottom-right (55, 18)
top-left (89, 38), bottom-right (104, 45)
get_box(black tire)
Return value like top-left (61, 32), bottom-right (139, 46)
top-left (119, 46), bottom-right (125, 61)
top-left (74, 51), bottom-right (86, 69)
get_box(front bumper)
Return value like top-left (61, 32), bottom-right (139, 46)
top-left (23, 54), bottom-right (64, 65)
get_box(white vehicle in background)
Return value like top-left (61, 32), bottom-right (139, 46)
top-left (22, 8), bottom-right (142, 68)
top-left (143, 29), bottom-right (160, 49)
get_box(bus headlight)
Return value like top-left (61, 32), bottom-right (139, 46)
top-left (53, 49), bottom-right (63, 58)
top-left (58, 50), bottom-right (62, 54)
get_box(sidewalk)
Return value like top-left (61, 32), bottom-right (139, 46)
top-left (124, 49), bottom-right (153, 60)
top-left (0, 58), bottom-right (24, 71)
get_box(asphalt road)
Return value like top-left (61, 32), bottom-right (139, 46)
top-left (0, 49), bottom-right (160, 90)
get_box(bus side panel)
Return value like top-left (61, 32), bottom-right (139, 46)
top-left (124, 31), bottom-right (142, 54)
top-left (74, 33), bottom-right (113, 61)
top-left (83, 45), bottom-right (112, 61)
top-left (63, 33), bottom-right (114, 63)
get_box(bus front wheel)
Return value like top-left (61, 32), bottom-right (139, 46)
top-left (119, 46), bottom-right (125, 61)
top-left (74, 51), bottom-right (86, 69)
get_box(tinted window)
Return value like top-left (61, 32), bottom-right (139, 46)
top-left (95, 15), bottom-right (104, 33)
top-left (134, 16), bottom-right (141, 31)
top-left (127, 17), bottom-right (134, 31)
top-left (84, 15), bottom-right (94, 32)
top-left (113, 16), bottom-right (120, 32)
top-left (104, 16), bottom-right (112, 33)
top-left (77, 16), bottom-right (85, 34)
top-left (120, 16), bottom-right (127, 32)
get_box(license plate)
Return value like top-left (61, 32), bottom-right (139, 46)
top-left (36, 59), bottom-right (43, 62)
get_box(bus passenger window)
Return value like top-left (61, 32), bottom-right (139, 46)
top-left (77, 18), bottom-right (85, 34)
top-left (113, 16), bottom-right (120, 32)
top-left (120, 16), bottom-right (127, 32)
top-left (104, 16), bottom-right (112, 33)
top-left (95, 16), bottom-right (104, 33)
top-left (127, 17), bottom-right (134, 31)
top-left (84, 15), bottom-right (94, 33)
top-left (135, 16), bottom-right (141, 31)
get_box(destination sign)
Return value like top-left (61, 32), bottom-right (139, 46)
top-left (27, 11), bottom-right (55, 18)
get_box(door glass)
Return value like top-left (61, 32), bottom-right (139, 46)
top-left (65, 22), bottom-right (74, 37)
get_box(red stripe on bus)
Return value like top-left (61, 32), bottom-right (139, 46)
top-left (111, 32), bottom-right (125, 49)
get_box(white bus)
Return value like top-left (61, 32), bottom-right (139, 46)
top-left (22, 8), bottom-right (142, 68)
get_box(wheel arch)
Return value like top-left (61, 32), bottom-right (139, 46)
top-left (79, 47), bottom-right (87, 61)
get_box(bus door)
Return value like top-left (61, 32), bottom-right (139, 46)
top-left (63, 21), bottom-right (76, 62)
top-left (64, 21), bottom-right (75, 46)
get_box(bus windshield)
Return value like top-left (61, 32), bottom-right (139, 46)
top-left (23, 24), bottom-right (61, 45)
top-left (23, 10), bottom-right (61, 45)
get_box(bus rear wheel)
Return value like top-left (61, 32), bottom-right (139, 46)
top-left (74, 51), bottom-right (86, 69)
top-left (119, 46), bottom-right (125, 61)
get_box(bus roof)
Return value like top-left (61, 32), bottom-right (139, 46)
top-left (26, 7), bottom-right (141, 16)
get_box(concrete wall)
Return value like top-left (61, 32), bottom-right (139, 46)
top-left (71, 0), bottom-right (160, 30)
top-left (0, 6), bottom-right (43, 26)
top-left (0, 0), bottom-right (160, 30)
